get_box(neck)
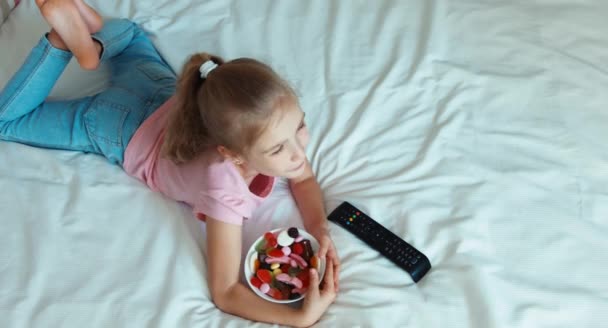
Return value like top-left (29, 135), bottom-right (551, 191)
top-left (236, 163), bottom-right (259, 184)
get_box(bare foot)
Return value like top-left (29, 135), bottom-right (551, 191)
top-left (38, 0), bottom-right (99, 70)
top-left (37, 0), bottom-right (102, 34)
top-left (73, 0), bottom-right (103, 34)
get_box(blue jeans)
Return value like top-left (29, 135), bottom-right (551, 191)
top-left (0, 19), bottom-right (176, 165)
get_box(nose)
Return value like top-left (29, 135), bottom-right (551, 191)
top-left (290, 142), bottom-right (305, 163)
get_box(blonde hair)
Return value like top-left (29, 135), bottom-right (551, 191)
top-left (161, 53), bottom-right (297, 164)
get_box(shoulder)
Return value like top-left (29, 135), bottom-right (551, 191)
top-left (203, 155), bottom-right (245, 189)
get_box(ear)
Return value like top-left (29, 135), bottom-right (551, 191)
top-left (216, 145), bottom-right (231, 159)
top-left (216, 145), bottom-right (245, 165)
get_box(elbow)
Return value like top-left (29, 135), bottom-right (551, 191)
top-left (210, 286), bottom-right (232, 312)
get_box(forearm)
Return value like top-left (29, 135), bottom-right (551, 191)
top-left (218, 283), bottom-right (305, 327)
top-left (289, 177), bottom-right (329, 234)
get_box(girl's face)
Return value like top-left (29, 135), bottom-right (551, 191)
top-left (244, 98), bottom-right (310, 179)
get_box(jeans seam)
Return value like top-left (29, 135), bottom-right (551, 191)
top-left (0, 133), bottom-right (96, 152)
top-left (0, 45), bottom-right (50, 120)
top-left (49, 51), bottom-right (72, 60)
top-left (0, 40), bottom-right (71, 121)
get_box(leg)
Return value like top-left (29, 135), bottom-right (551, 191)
top-left (0, 20), bottom-right (176, 165)
top-left (0, 34), bottom-right (104, 158)
top-left (36, 0), bottom-right (99, 70)
top-left (92, 19), bottom-right (175, 75)
top-left (96, 19), bottom-right (176, 99)
top-left (0, 87), bottom-right (148, 165)
top-left (0, 34), bottom-right (72, 122)
top-left (73, 0), bottom-right (103, 34)
top-left (0, 98), bottom-right (97, 154)
top-left (90, 19), bottom-right (176, 158)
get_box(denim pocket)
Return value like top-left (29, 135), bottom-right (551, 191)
top-left (84, 98), bottom-right (128, 147)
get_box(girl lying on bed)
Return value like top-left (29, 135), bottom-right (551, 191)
top-left (0, 1), bottom-right (339, 326)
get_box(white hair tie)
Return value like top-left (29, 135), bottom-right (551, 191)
top-left (199, 60), bottom-right (218, 79)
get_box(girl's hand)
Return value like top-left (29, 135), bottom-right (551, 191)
top-left (312, 228), bottom-right (341, 292)
top-left (299, 259), bottom-right (337, 327)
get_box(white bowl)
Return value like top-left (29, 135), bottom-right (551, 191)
top-left (244, 228), bottom-right (326, 303)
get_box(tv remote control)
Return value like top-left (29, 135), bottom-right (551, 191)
top-left (328, 202), bottom-right (431, 282)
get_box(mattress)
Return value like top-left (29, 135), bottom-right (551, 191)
top-left (0, 0), bottom-right (19, 25)
top-left (1, 0), bottom-right (607, 327)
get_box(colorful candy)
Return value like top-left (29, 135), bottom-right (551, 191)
top-left (260, 283), bottom-right (270, 294)
top-left (289, 253), bottom-right (308, 269)
top-left (265, 256), bottom-right (291, 264)
top-left (268, 288), bottom-right (283, 300)
top-left (288, 227), bottom-right (299, 238)
top-left (292, 243), bottom-right (304, 255)
top-left (267, 248), bottom-right (284, 258)
top-left (288, 266), bottom-right (301, 277)
top-left (264, 232), bottom-right (278, 248)
top-left (257, 253), bottom-right (267, 261)
top-left (255, 239), bottom-right (268, 253)
top-left (275, 281), bottom-right (291, 300)
top-left (264, 232), bottom-right (274, 241)
top-left (301, 240), bottom-right (314, 261)
top-left (256, 269), bottom-right (273, 284)
top-left (310, 255), bottom-right (319, 269)
top-left (275, 273), bottom-right (304, 289)
top-left (250, 276), bottom-right (262, 289)
top-left (251, 228), bottom-right (321, 301)
top-left (277, 229), bottom-right (294, 247)
top-left (297, 270), bottom-right (310, 288)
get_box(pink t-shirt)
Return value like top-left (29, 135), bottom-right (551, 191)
top-left (123, 97), bottom-right (275, 225)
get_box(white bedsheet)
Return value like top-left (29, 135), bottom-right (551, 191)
top-left (1, 1), bottom-right (608, 327)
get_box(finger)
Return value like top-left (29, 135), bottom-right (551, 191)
top-left (328, 248), bottom-right (340, 267)
top-left (334, 260), bottom-right (340, 291)
top-left (309, 268), bottom-right (320, 293)
top-left (323, 258), bottom-right (335, 293)
top-left (325, 249), bottom-right (340, 291)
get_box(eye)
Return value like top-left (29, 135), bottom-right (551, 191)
top-left (297, 121), bottom-right (306, 131)
top-left (271, 145), bottom-right (284, 155)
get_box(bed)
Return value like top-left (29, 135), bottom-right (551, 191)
top-left (1, 0), bottom-right (607, 327)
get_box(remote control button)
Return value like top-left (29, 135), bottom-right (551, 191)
top-left (329, 202), bottom-right (431, 283)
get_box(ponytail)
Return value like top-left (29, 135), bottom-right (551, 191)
top-left (161, 52), bottom-right (297, 165)
top-left (161, 53), bottom-right (224, 164)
